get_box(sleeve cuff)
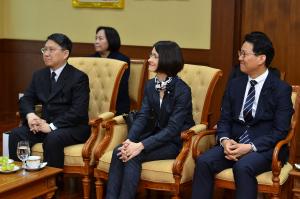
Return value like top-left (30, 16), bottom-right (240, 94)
top-left (49, 123), bottom-right (57, 131)
top-left (220, 137), bottom-right (230, 147)
top-left (249, 142), bottom-right (257, 152)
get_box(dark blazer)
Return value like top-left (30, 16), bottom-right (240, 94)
top-left (19, 63), bottom-right (90, 141)
top-left (127, 76), bottom-right (195, 151)
top-left (217, 72), bottom-right (294, 162)
top-left (92, 51), bottom-right (130, 115)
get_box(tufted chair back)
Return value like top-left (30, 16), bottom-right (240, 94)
top-left (148, 64), bottom-right (222, 125)
top-left (129, 59), bottom-right (147, 110)
top-left (178, 64), bottom-right (222, 125)
top-left (68, 57), bottom-right (127, 117)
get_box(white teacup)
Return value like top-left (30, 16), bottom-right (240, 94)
top-left (26, 156), bottom-right (41, 169)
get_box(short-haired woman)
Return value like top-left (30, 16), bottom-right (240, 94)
top-left (92, 26), bottom-right (130, 115)
top-left (105, 41), bottom-right (195, 199)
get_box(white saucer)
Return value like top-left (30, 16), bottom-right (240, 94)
top-left (0, 165), bottom-right (20, 174)
top-left (295, 163), bottom-right (300, 170)
top-left (25, 162), bottom-right (47, 171)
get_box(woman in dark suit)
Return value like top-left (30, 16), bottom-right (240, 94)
top-left (105, 41), bottom-right (195, 199)
top-left (91, 26), bottom-right (130, 115)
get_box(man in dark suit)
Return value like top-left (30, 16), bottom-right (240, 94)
top-left (191, 32), bottom-right (294, 199)
top-left (9, 33), bottom-right (90, 168)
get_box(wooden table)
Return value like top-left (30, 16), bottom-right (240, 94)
top-left (290, 169), bottom-right (300, 199)
top-left (0, 165), bottom-right (62, 199)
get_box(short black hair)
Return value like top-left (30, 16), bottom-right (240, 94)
top-left (244, 31), bottom-right (274, 67)
top-left (96, 26), bottom-right (121, 52)
top-left (47, 33), bottom-right (72, 55)
top-left (153, 41), bottom-right (184, 77)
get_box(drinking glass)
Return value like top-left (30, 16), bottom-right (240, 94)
top-left (17, 141), bottom-right (30, 175)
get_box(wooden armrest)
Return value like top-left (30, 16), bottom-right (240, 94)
top-left (172, 129), bottom-right (196, 175)
top-left (189, 124), bottom-right (207, 134)
top-left (271, 127), bottom-right (295, 177)
top-left (94, 116), bottom-right (128, 162)
top-left (192, 129), bottom-right (217, 160)
top-left (102, 115), bottom-right (125, 129)
top-left (82, 112), bottom-right (115, 159)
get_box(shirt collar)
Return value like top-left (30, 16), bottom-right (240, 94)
top-left (248, 69), bottom-right (269, 84)
top-left (50, 63), bottom-right (66, 78)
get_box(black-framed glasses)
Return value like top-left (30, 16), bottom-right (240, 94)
top-left (238, 50), bottom-right (257, 58)
top-left (41, 47), bottom-right (64, 54)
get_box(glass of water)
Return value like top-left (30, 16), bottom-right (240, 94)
top-left (17, 141), bottom-right (30, 175)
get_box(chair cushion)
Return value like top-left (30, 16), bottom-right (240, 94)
top-left (215, 162), bottom-right (292, 185)
top-left (97, 150), bottom-right (195, 184)
top-left (31, 143), bottom-right (85, 166)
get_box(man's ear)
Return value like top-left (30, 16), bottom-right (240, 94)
top-left (63, 50), bottom-right (70, 60)
top-left (258, 54), bottom-right (266, 65)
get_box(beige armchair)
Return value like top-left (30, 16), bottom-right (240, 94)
top-left (192, 85), bottom-right (300, 199)
top-left (30, 57), bottom-right (128, 199)
top-left (128, 59), bottom-right (148, 110)
top-left (93, 64), bottom-right (222, 199)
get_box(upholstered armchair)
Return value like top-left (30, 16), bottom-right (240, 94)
top-left (93, 64), bottom-right (222, 199)
top-left (192, 85), bottom-right (300, 199)
top-left (128, 59), bottom-right (147, 110)
top-left (30, 57), bottom-right (128, 199)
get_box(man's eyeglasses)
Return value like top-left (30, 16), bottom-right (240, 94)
top-left (41, 47), bottom-right (63, 54)
top-left (238, 50), bottom-right (257, 58)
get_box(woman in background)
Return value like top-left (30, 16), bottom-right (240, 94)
top-left (105, 41), bottom-right (195, 199)
top-left (92, 26), bottom-right (130, 115)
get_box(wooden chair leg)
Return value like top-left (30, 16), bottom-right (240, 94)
top-left (82, 174), bottom-right (90, 199)
top-left (95, 177), bottom-right (105, 199)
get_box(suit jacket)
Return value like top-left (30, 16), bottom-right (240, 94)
top-left (127, 76), bottom-right (195, 151)
top-left (19, 63), bottom-right (90, 141)
top-left (92, 51), bottom-right (130, 115)
top-left (217, 72), bottom-right (294, 161)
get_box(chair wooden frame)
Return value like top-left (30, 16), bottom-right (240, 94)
top-left (128, 59), bottom-right (148, 110)
top-left (93, 65), bottom-right (223, 199)
top-left (192, 85), bottom-right (300, 199)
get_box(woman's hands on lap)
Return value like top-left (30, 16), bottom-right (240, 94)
top-left (118, 139), bottom-right (144, 162)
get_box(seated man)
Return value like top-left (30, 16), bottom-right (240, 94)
top-left (9, 33), bottom-right (90, 168)
top-left (191, 31), bottom-right (294, 199)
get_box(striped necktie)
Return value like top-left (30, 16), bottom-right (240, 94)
top-left (239, 80), bottom-right (257, 144)
top-left (243, 80), bottom-right (257, 122)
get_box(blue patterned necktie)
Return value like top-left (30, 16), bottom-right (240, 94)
top-left (239, 80), bottom-right (257, 144)
top-left (243, 80), bottom-right (257, 122)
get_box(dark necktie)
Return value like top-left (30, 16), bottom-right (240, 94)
top-left (238, 80), bottom-right (257, 144)
top-left (50, 72), bottom-right (56, 93)
top-left (243, 80), bottom-right (257, 122)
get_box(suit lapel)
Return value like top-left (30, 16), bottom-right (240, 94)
top-left (252, 73), bottom-right (274, 123)
top-left (234, 77), bottom-right (248, 119)
top-left (48, 64), bottom-right (71, 101)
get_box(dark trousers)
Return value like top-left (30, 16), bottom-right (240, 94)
top-left (191, 146), bottom-right (271, 199)
top-left (106, 143), bottom-right (180, 199)
top-left (9, 125), bottom-right (84, 168)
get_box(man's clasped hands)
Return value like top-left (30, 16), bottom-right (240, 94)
top-left (222, 139), bottom-right (252, 161)
top-left (27, 113), bottom-right (52, 133)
